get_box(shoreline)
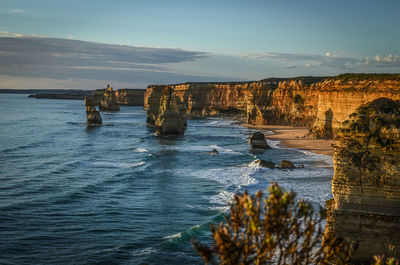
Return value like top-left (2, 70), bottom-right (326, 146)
top-left (243, 124), bottom-right (335, 157)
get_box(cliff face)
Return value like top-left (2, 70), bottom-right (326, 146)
top-left (99, 85), bottom-right (120, 111)
top-left (311, 78), bottom-right (400, 138)
top-left (145, 82), bottom-right (257, 124)
top-left (325, 98), bottom-right (400, 261)
top-left (93, 88), bottom-right (145, 106)
top-left (144, 74), bottom-right (400, 138)
top-left (247, 77), bottom-right (324, 126)
top-left (115, 89), bottom-right (145, 106)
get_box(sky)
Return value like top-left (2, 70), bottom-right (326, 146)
top-left (1, 0), bottom-right (400, 89)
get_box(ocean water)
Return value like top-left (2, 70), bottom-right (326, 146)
top-left (0, 94), bottom-right (333, 265)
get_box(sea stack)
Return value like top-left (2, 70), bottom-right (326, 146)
top-left (155, 87), bottom-right (187, 136)
top-left (99, 85), bottom-right (120, 111)
top-left (248, 132), bottom-right (270, 148)
top-left (325, 97), bottom-right (400, 262)
top-left (85, 97), bottom-right (102, 125)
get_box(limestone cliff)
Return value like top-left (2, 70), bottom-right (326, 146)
top-left (92, 89), bottom-right (106, 105)
top-left (144, 74), bottom-right (400, 139)
top-left (84, 97), bottom-right (102, 125)
top-left (115, 89), bottom-right (144, 106)
top-left (92, 88), bottom-right (145, 106)
top-left (145, 81), bottom-right (258, 125)
top-left (325, 98), bottom-right (400, 262)
top-left (99, 85), bottom-right (120, 111)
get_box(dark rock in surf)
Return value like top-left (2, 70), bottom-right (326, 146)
top-left (248, 132), bottom-right (270, 149)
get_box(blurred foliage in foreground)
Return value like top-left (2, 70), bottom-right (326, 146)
top-left (192, 183), bottom-right (398, 265)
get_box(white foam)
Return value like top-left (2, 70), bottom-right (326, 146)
top-left (205, 118), bottom-right (236, 126)
top-left (91, 161), bottom-right (145, 168)
top-left (163, 232), bottom-right (182, 239)
top-left (297, 149), bottom-right (333, 166)
top-left (134, 148), bottom-right (148, 153)
top-left (206, 121), bottom-right (218, 125)
top-left (267, 139), bottom-right (281, 149)
top-left (167, 144), bottom-right (241, 154)
top-left (247, 159), bottom-right (274, 171)
top-left (178, 164), bottom-right (260, 209)
top-left (131, 247), bottom-right (157, 257)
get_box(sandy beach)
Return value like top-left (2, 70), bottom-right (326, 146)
top-left (244, 124), bottom-right (335, 156)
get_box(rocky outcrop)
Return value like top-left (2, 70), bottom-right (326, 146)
top-left (325, 98), bottom-right (400, 262)
top-left (207, 148), bottom-right (219, 155)
top-left (154, 87), bottom-right (187, 136)
top-left (85, 97), bottom-right (102, 125)
top-left (99, 85), bottom-right (120, 111)
top-left (278, 160), bottom-right (297, 170)
top-left (252, 159), bottom-right (275, 169)
top-left (144, 74), bottom-right (400, 139)
top-left (248, 132), bottom-right (270, 149)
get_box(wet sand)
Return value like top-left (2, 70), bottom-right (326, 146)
top-left (244, 124), bottom-right (335, 156)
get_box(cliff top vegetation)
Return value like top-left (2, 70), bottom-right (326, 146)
top-left (332, 73), bottom-right (400, 83)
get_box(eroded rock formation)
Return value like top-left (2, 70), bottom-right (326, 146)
top-left (252, 159), bottom-right (275, 169)
top-left (154, 87), bottom-right (187, 136)
top-left (278, 160), bottom-right (297, 170)
top-left (248, 132), bottom-right (270, 149)
top-left (144, 74), bottom-right (400, 139)
top-left (99, 85), bottom-right (120, 111)
top-left (325, 97), bottom-right (400, 262)
top-left (85, 97), bottom-right (102, 125)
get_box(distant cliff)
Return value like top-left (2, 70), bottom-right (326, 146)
top-left (116, 89), bottom-right (145, 106)
top-left (93, 88), bottom-right (145, 106)
top-left (144, 74), bottom-right (400, 138)
top-left (28, 88), bottom-right (145, 106)
top-left (28, 90), bottom-right (92, 100)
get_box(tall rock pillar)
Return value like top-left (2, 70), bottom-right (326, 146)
top-left (85, 97), bottom-right (102, 125)
top-left (155, 87), bottom-right (187, 136)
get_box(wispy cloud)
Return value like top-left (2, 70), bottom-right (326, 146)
top-left (0, 31), bottom-right (25, 37)
top-left (243, 51), bottom-right (400, 70)
top-left (284, 65), bottom-right (297, 70)
top-left (11, 9), bottom-right (25, 13)
top-left (0, 35), bottom-right (213, 88)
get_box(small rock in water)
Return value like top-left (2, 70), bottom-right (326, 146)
top-left (253, 159), bottom-right (275, 169)
top-left (278, 160), bottom-right (296, 170)
top-left (248, 131), bottom-right (270, 149)
top-left (208, 148), bottom-right (219, 155)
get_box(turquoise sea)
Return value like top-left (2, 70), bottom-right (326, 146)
top-left (0, 94), bottom-right (333, 264)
